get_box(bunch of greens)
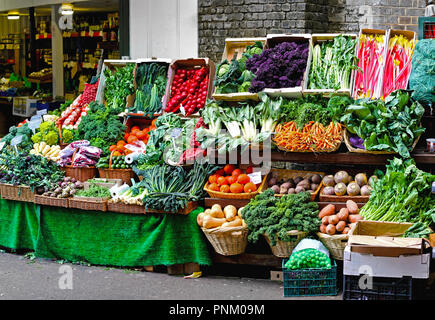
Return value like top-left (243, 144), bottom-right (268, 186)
top-left (31, 121), bottom-right (59, 146)
top-left (360, 157), bottom-right (435, 227)
top-left (308, 35), bottom-right (357, 90)
top-left (74, 101), bottom-right (126, 155)
top-left (278, 95), bottom-right (352, 129)
top-left (1, 122), bottom-right (33, 151)
top-left (75, 183), bottom-right (111, 198)
top-left (214, 41), bottom-right (263, 94)
top-left (139, 160), bottom-right (217, 213)
top-left (0, 147), bottom-right (64, 192)
top-left (341, 90), bottom-right (425, 158)
top-left (133, 113), bottom-right (182, 171)
top-left (104, 63), bottom-right (135, 113)
top-left (241, 189), bottom-right (320, 246)
top-left (403, 222), bottom-right (433, 239)
top-left (163, 118), bottom-right (197, 164)
top-left (197, 93), bottom-right (282, 154)
top-left (130, 62), bottom-right (168, 116)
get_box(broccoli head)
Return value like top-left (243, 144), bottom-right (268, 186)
top-left (61, 129), bottom-right (74, 144)
top-left (31, 132), bottom-right (43, 144)
top-left (42, 131), bottom-right (59, 146)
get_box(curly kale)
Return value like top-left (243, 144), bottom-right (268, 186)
top-left (241, 189), bottom-right (320, 246)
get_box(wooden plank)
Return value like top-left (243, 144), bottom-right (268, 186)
top-left (270, 271), bottom-right (283, 282)
top-left (204, 198), bottom-right (250, 209)
top-left (184, 263), bottom-right (200, 274)
top-left (213, 253), bottom-right (282, 268)
top-left (167, 264), bottom-right (184, 275)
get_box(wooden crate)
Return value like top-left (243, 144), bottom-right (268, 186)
top-left (303, 33), bottom-right (358, 97)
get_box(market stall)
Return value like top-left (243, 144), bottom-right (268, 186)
top-left (0, 28), bottom-right (433, 299)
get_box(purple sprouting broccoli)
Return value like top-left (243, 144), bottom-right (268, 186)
top-left (246, 41), bottom-right (309, 92)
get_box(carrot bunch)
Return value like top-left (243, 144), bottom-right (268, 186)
top-left (274, 121), bottom-right (343, 152)
top-left (109, 119), bottom-right (158, 156)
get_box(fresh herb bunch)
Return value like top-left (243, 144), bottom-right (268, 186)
top-left (104, 63), bottom-right (135, 113)
top-left (74, 101), bottom-right (126, 156)
top-left (241, 189), bottom-right (320, 246)
top-left (0, 147), bottom-right (64, 191)
top-left (75, 183), bottom-right (111, 198)
top-left (360, 157), bottom-right (435, 227)
top-left (309, 35), bottom-right (357, 90)
top-left (341, 89), bottom-right (425, 158)
top-left (140, 161), bottom-right (217, 213)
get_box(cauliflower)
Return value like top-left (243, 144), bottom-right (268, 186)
top-left (61, 129), bottom-right (74, 144)
top-left (31, 132), bottom-right (43, 144)
top-left (42, 131), bottom-right (59, 146)
top-left (39, 121), bottom-right (55, 134)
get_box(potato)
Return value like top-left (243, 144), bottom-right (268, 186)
top-left (346, 200), bottom-right (359, 215)
top-left (319, 204), bottom-right (335, 219)
top-left (328, 215), bottom-right (339, 225)
top-left (326, 224), bottom-right (336, 235)
top-left (337, 208), bottom-right (349, 221)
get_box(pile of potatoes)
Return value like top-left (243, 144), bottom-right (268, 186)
top-left (321, 171), bottom-right (377, 197)
top-left (267, 173), bottom-right (323, 195)
top-left (197, 204), bottom-right (247, 229)
top-left (319, 200), bottom-right (363, 235)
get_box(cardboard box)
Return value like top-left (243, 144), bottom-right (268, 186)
top-left (348, 220), bottom-right (429, 257)
top-left (12, 96), bottom-right (38, 117)
top-left (343, 246), bottom-right (430, 279)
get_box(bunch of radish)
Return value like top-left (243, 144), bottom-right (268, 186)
top-left (318, 200), bottom-right (363, 235)
top-left (56, 94), bottom-right (89, 130)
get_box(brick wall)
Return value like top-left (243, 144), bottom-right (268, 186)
top-left (198, 0), bottom-right (426, 62)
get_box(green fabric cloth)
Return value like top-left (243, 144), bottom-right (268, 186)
top-left (0, 199), bottom-right (38, 250)
top-left (0, 198), bottom-right (211, 267)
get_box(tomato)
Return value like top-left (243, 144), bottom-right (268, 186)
top-left (246, 166), bottom-right (254, 174)
top-left (217, 176), bottom-right (228, 186)
top-left (124, 132), bottom-right (129, 141)
top-left (130, 126), bottom-right (140, 133)
top-left (127, 135), bottom-right (138, 144)
top-left (224, 164), bottom-right (236, 175)
top-left (208, 174), bottom-right (219, 184)
top-left (244, 182), bottom-right (257, 193)
top-left (226, 175), bottom-right (237, 185)
top-left (237, 174), bottom-right (251, 185)
top-left (230, 183), bottom-right (244, 194)
top-left (220, 185), bottom-right (230, 193)
top-left (117, 141), bottom-right (126, 148)
top-left (209, 183), bottom-right (220, 192)
top-left (231, 168), bottom-right (243, 177)
top-left (109, 145), bottom-right (117, 152)
top-left (215, 168), bottom-right (225, 176)
top-left (135, 131), bottom-right (146, 140)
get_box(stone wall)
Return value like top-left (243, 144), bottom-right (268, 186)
top-left (198, 0), bottom-right (426, 62)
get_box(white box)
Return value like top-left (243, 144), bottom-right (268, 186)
top-left (13, 97), bottom-right (38, 117)
top-left (343, 245), bottom-right (430, 279)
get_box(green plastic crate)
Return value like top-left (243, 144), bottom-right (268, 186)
top-left (282, 259), bottom-right (338, 297)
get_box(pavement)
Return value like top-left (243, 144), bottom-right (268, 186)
top-left (0, 250), bottom-right (341, 300)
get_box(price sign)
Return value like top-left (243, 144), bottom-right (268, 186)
top-left (0, 142), bottom-right (5, 152)
top-left (179, 105), bottom-right (186, 116)
top-left (37, 109), bottom-right (47, 116)
top-left (11, 135), bottom-right (23, 151)
top-left (30, 114), bottom-right (42, 121)
top-left (248, 172), bottom-right (262, 184)
top-left (171, 128), bottom-right (182, 139)
top-left (28, 117), bottom-right (42, 134)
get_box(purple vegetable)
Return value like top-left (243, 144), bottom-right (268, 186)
top-left (349, 135), bottom-right (365, 149)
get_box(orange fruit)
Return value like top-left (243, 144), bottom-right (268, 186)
top-left (244, 182), bottom-right (257, 193)
top-left (127, 135), bottom-right (138, 144)
top-left (226, 175), bottom-right (237, 185)
top-left (217, 176), bottom-right (228, 186)
top-left (208, 174), bottom-right (219, 184)
top-left (230, 183), bottom-right (243, 194)
top-left (209, 183), bottom-right (220, 191)
top-left (237, 173), bottom-right (250, 185)
top-left (231, 168), bottom-right (243, 177)
top-left (224, 164), bottom-right (236, 175)
top-left (220, 185), bottom-right (230, 193)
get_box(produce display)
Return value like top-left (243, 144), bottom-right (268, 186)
top-left (49, 100), bottom-right (71, 118)
top-left (320, 171), bottom-right (375, 197)
top-left (318, 201), bottom-right (363, 235)
top-left (130, 62), bottom-right (168, 116)
top-left (75, 183), bottom-right (111, 198)
top-left (267, 171), bottom-right (322, 195)
top-left (58, 141), bottom-right (102, 168)
top-left (360, 158), bottom-right (435, 227)
top-left (165, 66), bottom-right (209, 115)
top-left (111, 121), bottom-right (156, 156)
top-left (37, 176), bottom-right (84, 198)
top-left (246, 40), bottom-right (309, 92)
top-left (285, 248), bottom-right (332, 270)
top-left (30, 142), bottom-right (61, 162)
top-left (383, 34), bottom-right (415, 98)
top-left (241, 189), bottom-right (320, 245)
top-left (96, 155), bottom-right (132, 169)
top-left (197, 204), bottom-right (246, 229)
top-left (353, 33), bottom-right (386, 99)
top-left (308, 35), bottom-right (357, 90)
top-left (56, 95), bottom-right (89, 130)
top-left (206, 164), bottom-right (258, 194)
top-left (341, 90), bottom-right (425, 157)
top-left (109, 180), bottom-right (148, 206)
top-left (104, 63), bottom-right (135, 112)
top-left (31, 121), bottom-right (59, 146)
top-left (214, 41), bottom-right (263, 94)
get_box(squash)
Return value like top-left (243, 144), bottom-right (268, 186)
top-left (202, 215), bottom-right (226, 229)
top-left (224, 205), bottom-right (237, 221)
top-left (196, 212), bottom-right (205, 227)
top-left (221, 217), bottom-right (242, 228)
top-left (210, 204), bottom-right (224, 218)
top-left (238, 207), bottom-right (244, 218)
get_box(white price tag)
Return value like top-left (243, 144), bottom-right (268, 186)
top-left (37, 109), bottom-right (47, 116)
top-left (180, 105), bottom-right (186, 116)
top-left (0, 142), bottom-right (5, 152)
top-left (28, 118), bottom-right (42, 133)
top-left (248, 172), bottom-right (262, 184)
top-left (10, 135), bottom-right (23, 146)
top-left (171, 128), bottom-right (182, 139)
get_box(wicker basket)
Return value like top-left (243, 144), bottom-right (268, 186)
top-left (107, 201), bottom-right (145, 214)
top-left (343, 129), bottom-right (421, 155)
top-left (62, 166), bottom-right (98, 182)
top-left (204, 174), bottom-right (268, 200)
top-left (69, 196), bottom-right (108, 212)
top-left (264, 169), bottom-right (324, 201)
top-left (0, 184), bottom-right (35, 202)
top-left (97, 151), bottom-right (136, 185)
top-left (317, 232), bottom-right (349, 261)
top-left (202, 225), bottom-right (249, 256)
top-left (264, 231), bottom-right (307, 258)
top-left (34, 195), bottom-right (69, 208)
